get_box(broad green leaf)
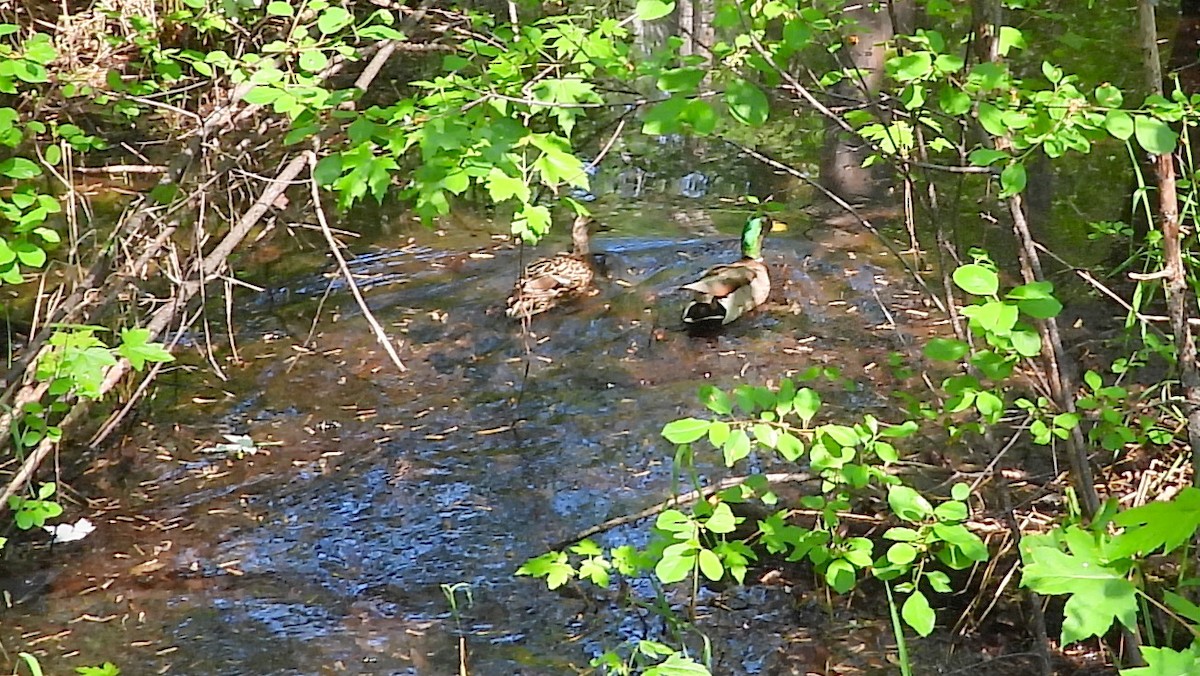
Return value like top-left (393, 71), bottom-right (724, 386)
top-left (635, 0), bottom-right (675, 21)
top-left (1094, 84), bottom-right (1122, 108)
top-left (697, 547), bottom-right (723, 580)
top-left (0, 157), bottom-right (40, 179)
top-left (1120, 646), bottom-right (1200, 676)
top-left (1010, 329), bottom-right (1042, 357)
top-left (923, 338), bottom-right (968, 361)
top-left (902, 590), bottom-right (936, 636)
top-left (776, 432), bottom-right (803, 461)
top-left (997, 26), bottom-right (1026, 55)
top-left (12, 241), bottom-right (45, 267)
top-left (724, 79), bottom-right (769, 127)
top-left (1108, 487), bottom-right (1200, 558)
top-left (824, 558), bottom-right (857, 593)
top-left (312, 155), bottom-right (342, 185)
top-left (793, 388), bottom-right (820, 425)
top-left (298, 50), bottom-right (329, 73)
top-left (952, 264), bottom-right (999, 296)
top-left (699, 385), bottom-right (732, 415)
top-left (1021, 537), bottom-right (1138, 644)
top-left (656, 542), bottom-right (695, 584)
top-left (1134, 115), bottom-right (1178, 155)
top-left (266, 1), bottom-right (295, 16)
top-left (662, 418), bottom-right (710, 444)
top-left (644, 653), bottom-right (712, 675)
top-left (705, 502), bottom-right (737, 533)
top-left (1104, 110), bottom-right (1134, 140)
top-left (642, 97), bottom-right (687, 135)
top-left (317, 6), bottom-right (353, 34)
top-left (967, 148), bottom-right (1009, 166)
top-left (889, 52), bottom-right (932, 82)
top-left (485, 168), bottom-right (529, 204)
top-left (657, 67), bottom-right (705, 93)
top-left (888, 485), bottom-right (934, 521)
top-left (886, 542), bottom-right (917, 565)
top-left (723, 429), bottom-right (751, 466)
top-left (999, 162), bottom-right (1026, 196)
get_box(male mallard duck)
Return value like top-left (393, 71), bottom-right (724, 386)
top-left (506, 215), bottom-right (599, 320)
top-left (681, 216), bottom-right (770, 334)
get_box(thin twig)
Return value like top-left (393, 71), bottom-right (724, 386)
top-left (305, 150), bottom-right (406, 372)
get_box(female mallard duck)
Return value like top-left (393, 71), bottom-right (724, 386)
top-left (681, 216), bottom-right (770, 334)
top-left (506, 215), bottom-right (600, 320)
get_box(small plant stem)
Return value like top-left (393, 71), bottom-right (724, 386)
top-left (884, 582), bottom-right (912, 676)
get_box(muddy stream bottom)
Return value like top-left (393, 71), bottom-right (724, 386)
top-left (0, 217), bottom-right (1039, 675)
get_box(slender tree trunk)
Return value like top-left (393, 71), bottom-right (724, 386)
top-left (1139, 0), bottom-right (1200, 488)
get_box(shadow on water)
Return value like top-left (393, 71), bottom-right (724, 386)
top-left (3, 195), bottom-right (939, 674)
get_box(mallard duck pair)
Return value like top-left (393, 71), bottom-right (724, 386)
top-left (505, 215), bottom-right (601, 320)
top-left (506, 214), bottom-right (771, 331)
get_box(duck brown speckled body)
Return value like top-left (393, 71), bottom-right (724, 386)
top-left (506, 215), bottom-right (599, 320)
top-left (681, 216), bottom-right (771, 334)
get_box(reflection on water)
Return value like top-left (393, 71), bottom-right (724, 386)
top-left (2, 201), bottom-right (935, 674)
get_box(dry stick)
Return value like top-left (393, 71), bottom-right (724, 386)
top-left (1, 46), bottom-right (407, 509)
top-left (1003, 191), bottom-right (1101, 520)
top-left (306, 150), bottom-right (406, 372)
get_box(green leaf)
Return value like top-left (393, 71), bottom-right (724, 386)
top-left (952, 264), bottom-right (999, 296)
top-left (924, 338), bottom-right (968, 361)
top-left (298, 50), bottom-right (329, 73)
top-left (486, 168), bottom-right (529, 204)
top-left (723, 429), bottom-right (751, 466)
top-left (1094, 84), bottom-right (1122, 108)
top-left (657, 67), bottom-right (705, 94)
top-left (776, 432), bottom-right (803, 461)
top-left (697, 547), bottom-right (723, 580)
top-left (1104, 110), bottom-right (1134, 140)
top-left (644, 653), bottom-right (712, 675)
top-left (824, 558), bottom-right (857, 593)
top-left (699, 385), bottom-right (732, 415)
top-left (266, 1), bottom-right (295, 16)
top-left (18, 653), bottom-right (45, 676)
top-left (1134, 115), bottom-right (1178, 155)
top-left (635, 0), bottom-right (675, 21)
top-left (662, 418), bottom-right (710, 444)
top-left (0, 157), bottom-right (40, 179)
top-left (793, 387), bottom-right (820, 425)
top-left (22, 35), bottom-right (57, 66)
top-left (705, 502), bottom-right (737, 534)
top-left (724, 79), bottom-right (769, 127)
top-left (902, 590), bottom-right (936, 636)
top-left (997, 26), bottom-right (1026, 55)
top-left (642, 97), bottom-right (687, 135)
top-left (886, 542), bottom-right (917, 565)
top-left (312, 155), bottom-right (342, 186)
top-left (242, 86), bottom-right (280, 105)
top-left (317, 6), bottom-right (353, 34)
top-left (1121, 646), bottom-right (1200, 676)
top-left (1010, 329), bottom-right (1042, 357)
top-left (656, 542), bottom-right (695, 583)
top-left (12, 240), bottom-right (45, 267)
top-left (967, 148), bottom-right (1009, 167)
top-left (888, 485), bottom-right (934, 522)
top-left (707, 420), bottom-right (730, 446)
top-left (117, 328), bottom-right (174, 371)
top-left (1108, 487), bottom-right (1200, 558)
top-left (1021, 532), bottom-right (1138, 644)
top-left (999, 162), bottom-right (1026, 196)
